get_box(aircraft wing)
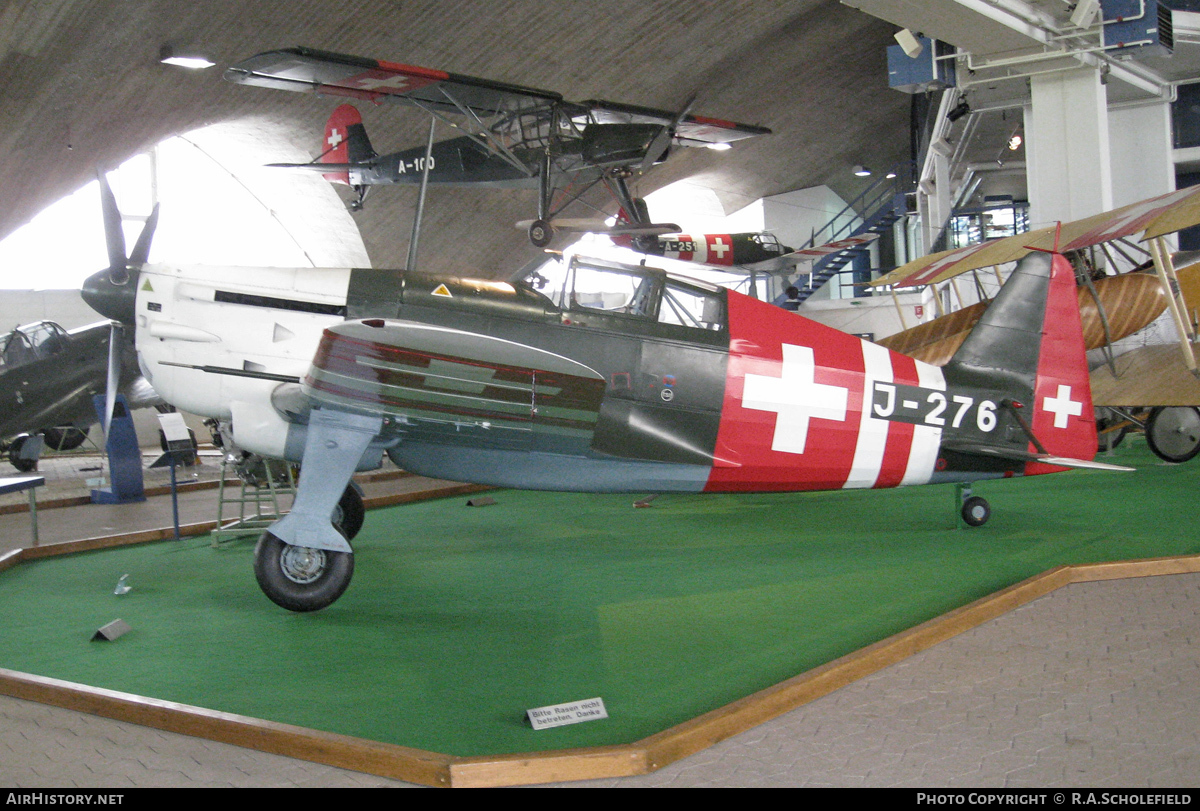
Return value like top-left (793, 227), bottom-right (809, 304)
top-left (874, 185), bottom-right (1200, 289)
top-left (871, 227), bottom-right (1053, 288)
top-left (225, 47), bottom-right (563, 117)
top-left (581, 99), bottom-right (771, 145)
top-left (302, 319), bottom-right (607, 447)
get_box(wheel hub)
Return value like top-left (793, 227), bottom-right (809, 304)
top-left (278, 544), bottom-right (327, 584)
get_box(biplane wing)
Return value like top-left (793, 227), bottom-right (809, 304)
top-left (873, 184), bottom-right (1200, 289)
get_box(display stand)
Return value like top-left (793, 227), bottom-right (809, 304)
top-left (147, 413), bottom-right (194, 540)
top-left (90, 394), bottom-right (144, 505)
top-left (210, 456), bottom-right (296, 547)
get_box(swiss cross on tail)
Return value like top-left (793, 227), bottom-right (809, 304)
top-left (320, 104), bottom-right (362, 185)
top-left (1024, 251), bottom-right (1097, 474)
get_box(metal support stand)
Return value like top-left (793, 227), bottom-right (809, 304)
top-left (211, 456), bottom-right (296, 547)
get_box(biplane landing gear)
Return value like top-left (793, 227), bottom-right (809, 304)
top-left (254, 528), bottom-right (354, 613)
top-left (1145, 406), bottom-right (1200, 463)
top-left (528, 218), bottom-right (554, 248)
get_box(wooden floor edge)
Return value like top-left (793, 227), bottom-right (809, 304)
top-left (0, 668), bottom-right (455, 787)
top-left (4, 548), bottom-right (1198, 787)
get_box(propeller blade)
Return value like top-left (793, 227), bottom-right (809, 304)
top-left (104, 323), bottom-right (120, 437)
top-left (640, 93), bottom-right (697, 173)
top-left (97, 170), bottom-right (127, 276)
top-left (128, 203), bottom-right (160, 267)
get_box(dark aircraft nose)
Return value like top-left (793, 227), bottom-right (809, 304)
top-left (81, 267), bottom-right (139, 325)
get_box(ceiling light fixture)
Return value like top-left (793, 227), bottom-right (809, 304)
top-left (1008, 132), bottom-right (1023, 151)
top-left (159, 45), bottom-right (215, 69)
top-left (706, 142), bottom-right (732, 151)
top-left (853, 165), bottom-right (872, 177)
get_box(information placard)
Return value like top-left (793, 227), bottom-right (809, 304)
top-left (525, 697), bottom-right (608, 730)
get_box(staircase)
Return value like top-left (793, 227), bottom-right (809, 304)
top-left (782, 173), bottom-right (909, 307)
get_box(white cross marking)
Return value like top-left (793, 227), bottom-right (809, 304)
top-left (709, 237), bottom-right (729, 259)
top-left (327, 128), bottom-right (344, 149)
top-left (352, 74), bottom-right (411, 92)
top-left (1042, 384), bottom-right (1083, 429)
top-left (742, 344), bottom-right (848, 454)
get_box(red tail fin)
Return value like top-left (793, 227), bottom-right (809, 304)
top-left (321, 104), bottom-right (363, 185)
top-left (1024, 252), bottom-right (1096, 473)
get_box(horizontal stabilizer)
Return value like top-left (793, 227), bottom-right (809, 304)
top-left (942, 441), bottom-right (1133, 471)
top-left (515, 219), bottom-right (681, 237)
top-left (267, 161), bottom-right (374, 171)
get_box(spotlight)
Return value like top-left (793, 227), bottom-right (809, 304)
top-left (159, 45), bottom-right (215, 69)
top-left (853, 165), bottom-right (872, 177)
top-left (894, 28), bottom-right (924, 59)
top-left (1008, 132), bottom-right (1023, 151)
top-left (946, 98), bottom-right (971, 123)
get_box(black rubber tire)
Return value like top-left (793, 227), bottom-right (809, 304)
top-left (334, 484), bottom-right (365, 540)
top-left (1094, 410), bottom-right (1127, 453)
top-left (1145, 406), bottom-right (1200, 463)
top-left (528, 219), bottom-right (553, 248)
top-left (254, 530), bottom-right (354, 612)
top-left (41, 425), bottom-right (88, 451)
top-left (8, 436), bottom-right (37, 472)
top-left (961, 495), bottom-right (991, 527)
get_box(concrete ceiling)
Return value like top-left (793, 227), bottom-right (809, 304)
top-left (0, 0), bottom-right (912, 280)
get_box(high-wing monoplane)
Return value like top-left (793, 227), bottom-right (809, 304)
top-left (223, 47), bottom-right (770, 246)
top-left (81, 173), bottom-right (1126, 613)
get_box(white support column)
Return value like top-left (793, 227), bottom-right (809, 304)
top-left (1026, 66), bottom-right (1113, 228)
top-left (1109, 100), bottom-right (1175, 208)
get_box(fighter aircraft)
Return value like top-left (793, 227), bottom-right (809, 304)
top-left (223, 47), bottom-right (770, 246)
top-left (0, 319), bottom-right (155, 470)
top-left (615, 227), bottom-right (880, 276)
top-left (82, 167), bottom-right (1124, 612)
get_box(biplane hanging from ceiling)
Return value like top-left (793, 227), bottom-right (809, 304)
top-left (223, 47), bottom-right (770, 247)
top-left (869, 184), bottom-right (1200, 462)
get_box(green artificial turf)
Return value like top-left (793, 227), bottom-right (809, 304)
top-left (1, 437), bottom-right (1196, 757)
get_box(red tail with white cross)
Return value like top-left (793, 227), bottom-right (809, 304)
top-left (1023, 251), bottom-right (1097, 475)
top-left (320, 104), bottom-right (364, 185)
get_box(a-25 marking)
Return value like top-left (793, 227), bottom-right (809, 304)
top-left (871, 381), bottom-right (997, 432)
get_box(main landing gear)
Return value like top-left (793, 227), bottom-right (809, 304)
top-left (255, 480), bottom-right (367, 613)
top-left (252, 408), bottom-right (381, 612)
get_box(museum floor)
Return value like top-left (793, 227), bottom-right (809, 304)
top-left (1, 451), bottom-right (1198, 788)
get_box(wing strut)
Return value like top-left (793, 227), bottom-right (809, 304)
top-left (407, 117), bottom-right (436, 273)
top-left (1149, 237), bottom-right (1200, 379)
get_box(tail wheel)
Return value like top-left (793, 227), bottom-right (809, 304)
top-left (1145, 406), bottom-right (1200, 463)
top-left (254, 530), bottom-right (354, 612)
top-left (961, 495), bottom-right (991, 527)
top-left (528, 219), bottom-right (553, 248)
